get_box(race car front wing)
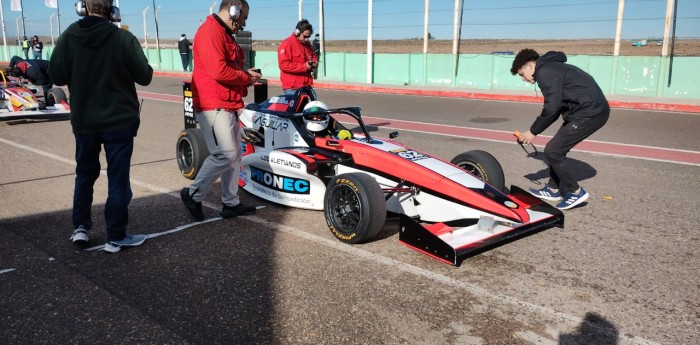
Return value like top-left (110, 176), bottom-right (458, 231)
top-left (398, 186), bottom-right (565, 266)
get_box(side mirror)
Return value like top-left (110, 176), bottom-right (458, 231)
top-left (389, 131), bottom-right (399, 139)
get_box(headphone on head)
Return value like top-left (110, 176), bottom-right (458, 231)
top-left (294, 19), bottom-right (312, 37)
top-left (75, 1), bottom-right (121, 22)
top-left (229, 4), bottom-right (241, 21)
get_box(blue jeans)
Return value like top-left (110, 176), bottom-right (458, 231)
top-left (180, 54), bottom-right (190, 71)
top-left (34, 52), bottom-right (41, 60)
top-left (73, 126), bottom-right (136, 241)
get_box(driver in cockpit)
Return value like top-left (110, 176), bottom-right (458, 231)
top-left (302, 100), bottom-right (352, 139)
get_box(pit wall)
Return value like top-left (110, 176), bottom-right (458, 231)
top-left (27, 46), bottom-right (699, 100)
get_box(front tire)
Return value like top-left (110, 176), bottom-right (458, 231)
top-left (451, 150), bottom-right (505, 192)
top-left (324, 173), bottom-right (386, 244)
top-left (46, 87), bottom-right (67, 106)
top-left (176, 128), bottom-right (209, 180)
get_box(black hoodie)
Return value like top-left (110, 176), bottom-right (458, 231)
top-left (49, 16), bottom-right (153, 134)
top-left (531, 51), bottom-right (609, 135)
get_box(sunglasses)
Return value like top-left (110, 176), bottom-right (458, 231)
top-left (302, 34), bottom-right (311, 39)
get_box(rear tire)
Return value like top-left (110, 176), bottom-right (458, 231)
top-left (451, 150), bottom-right (505, 192)
top-left (176, 128), bottom-right (209, 180)
top-left (324, 173), bottom-right (386, 244)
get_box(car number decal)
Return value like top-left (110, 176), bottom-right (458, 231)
top-left (390, 149), bottom-right (428, 162)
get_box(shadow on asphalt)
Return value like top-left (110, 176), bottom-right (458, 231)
top-left (521, 152), bottom-right (598, 186)
top-left (559, 312), bottom-right (620, 345)
top-left (0, 192), bottom-right (277, 344)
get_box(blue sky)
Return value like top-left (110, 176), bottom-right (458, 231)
top-left (2, 0), bottom-right (699, 42)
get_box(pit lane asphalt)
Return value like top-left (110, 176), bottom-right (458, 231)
top-left (1, 76), bottom-right (698, 345)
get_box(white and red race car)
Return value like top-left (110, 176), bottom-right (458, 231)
top-left (0, 69), bottom-right (69, 121)
top-left (176, 83), bottom-right (563, 265)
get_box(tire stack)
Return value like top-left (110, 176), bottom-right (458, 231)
top-left (235, 31), bottom-right (253, 66)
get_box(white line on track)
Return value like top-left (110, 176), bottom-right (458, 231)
top-left (85, 216), bottom-right (224, 252)
top-left (0, 137), bottom-right (661, 345)
top-left (0, 268), bottom-right (17, 275)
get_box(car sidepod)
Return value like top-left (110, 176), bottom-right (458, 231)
top-left (240, 149), bottom-right (326, 210)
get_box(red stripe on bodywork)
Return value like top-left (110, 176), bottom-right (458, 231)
top-left (316, 139), bottom-right (526, 223)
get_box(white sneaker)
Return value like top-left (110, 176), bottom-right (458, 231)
top-left (70, 225), bottom-right (89, 245)
top-left (104, 234), bottom-right (147, 253)
top-left (556, 188), bottom-right (590, 210)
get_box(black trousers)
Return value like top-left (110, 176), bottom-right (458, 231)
top-left (544, 113), bottom-right (609, 194)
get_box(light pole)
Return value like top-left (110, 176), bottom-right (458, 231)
top-left (0, 0), bottom-right (8, 62)
top-left (19, 0), bottom-right (25, 37)
top-left (142, 6), bottom-right (149, 49)
top-left (298, 0), bottom-right (302, 21)
top-left (209, 2), bottom-right (216, 15)
top-left (153, 2), bottom-right (161, 64)
top-left (15, 16), bottom-right (19, 44)
top-left (50, 13), bottom-right (57, 46)
top-left (57, 0), bottom-right (62, 35)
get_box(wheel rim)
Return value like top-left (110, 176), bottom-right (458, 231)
top-left (457, 161), bottom-right (486, 181)
top-left (177, 139), bottom-right (194, 170)
top-left (327, 185), bottom-right (361, 234)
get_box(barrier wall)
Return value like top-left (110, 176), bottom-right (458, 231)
top-left (250, 50), bottom-right (699, 99)
top-left (14, 45), bottom-right (698, 100)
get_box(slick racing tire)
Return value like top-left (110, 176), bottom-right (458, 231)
top-left (324, 173), bottom-right (387, 244)
top-left (46, 87), bottom-right (67, 106)
top-left (451, 150), bottom-right (505, 192)
top-left (176, 128), bottom-right (209, 180)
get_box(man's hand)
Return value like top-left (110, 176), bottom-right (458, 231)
top-left (248, 68), bottom-right (262, 84)
top-left (306, 61), bottom-right (318, 70)
top-left (518, 130), bottom-right (536, 145)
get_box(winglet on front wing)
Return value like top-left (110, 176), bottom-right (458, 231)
top-left (398, 185), bottom-right (565, 266)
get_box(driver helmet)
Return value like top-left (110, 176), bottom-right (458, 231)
top-left (303, 100), bottom-right (329, 132)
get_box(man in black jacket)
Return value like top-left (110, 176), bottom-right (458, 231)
top-left (178, 34), bottom-right (192, 71)
top-left (49, 0), bottom-right (153, 252)
top-left (511, 49), bottom-right (609, 210)
top-left (9, 56), bottom-right (53, 98)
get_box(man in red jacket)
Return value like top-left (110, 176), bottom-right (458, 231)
top-left (180, 0), bottom-right (262, 221)
top-left (278, 19), bottom-right (318, 95)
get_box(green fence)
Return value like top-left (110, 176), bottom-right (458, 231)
top-left (14, 45), bottom-right (698, 100)
top-left (253, 50), bottom-right (699, 99)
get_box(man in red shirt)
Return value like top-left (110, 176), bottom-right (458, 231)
top-left (277, 19), bottom-right (318, 95)
top-left (180, 0), bottom-right (262, 221)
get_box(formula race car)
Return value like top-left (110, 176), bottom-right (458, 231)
top-left (176, 82), bottom-right (563, 265)
top-left (0, 69), bottom-right (69, 121)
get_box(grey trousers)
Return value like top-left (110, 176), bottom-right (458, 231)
top-left (188, 109), bottom-right (242, 207)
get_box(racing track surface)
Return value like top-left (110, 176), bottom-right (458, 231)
top-left (1, 76), bottom-right (698, 345)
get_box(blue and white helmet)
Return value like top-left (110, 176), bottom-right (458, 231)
top-left (303, 100), bottom-right (329, 132)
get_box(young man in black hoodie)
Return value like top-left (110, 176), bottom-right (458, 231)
top-left (511, 49), bottom-right (609, 210)
top-left (49, 0), bottom-right (153, 252)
